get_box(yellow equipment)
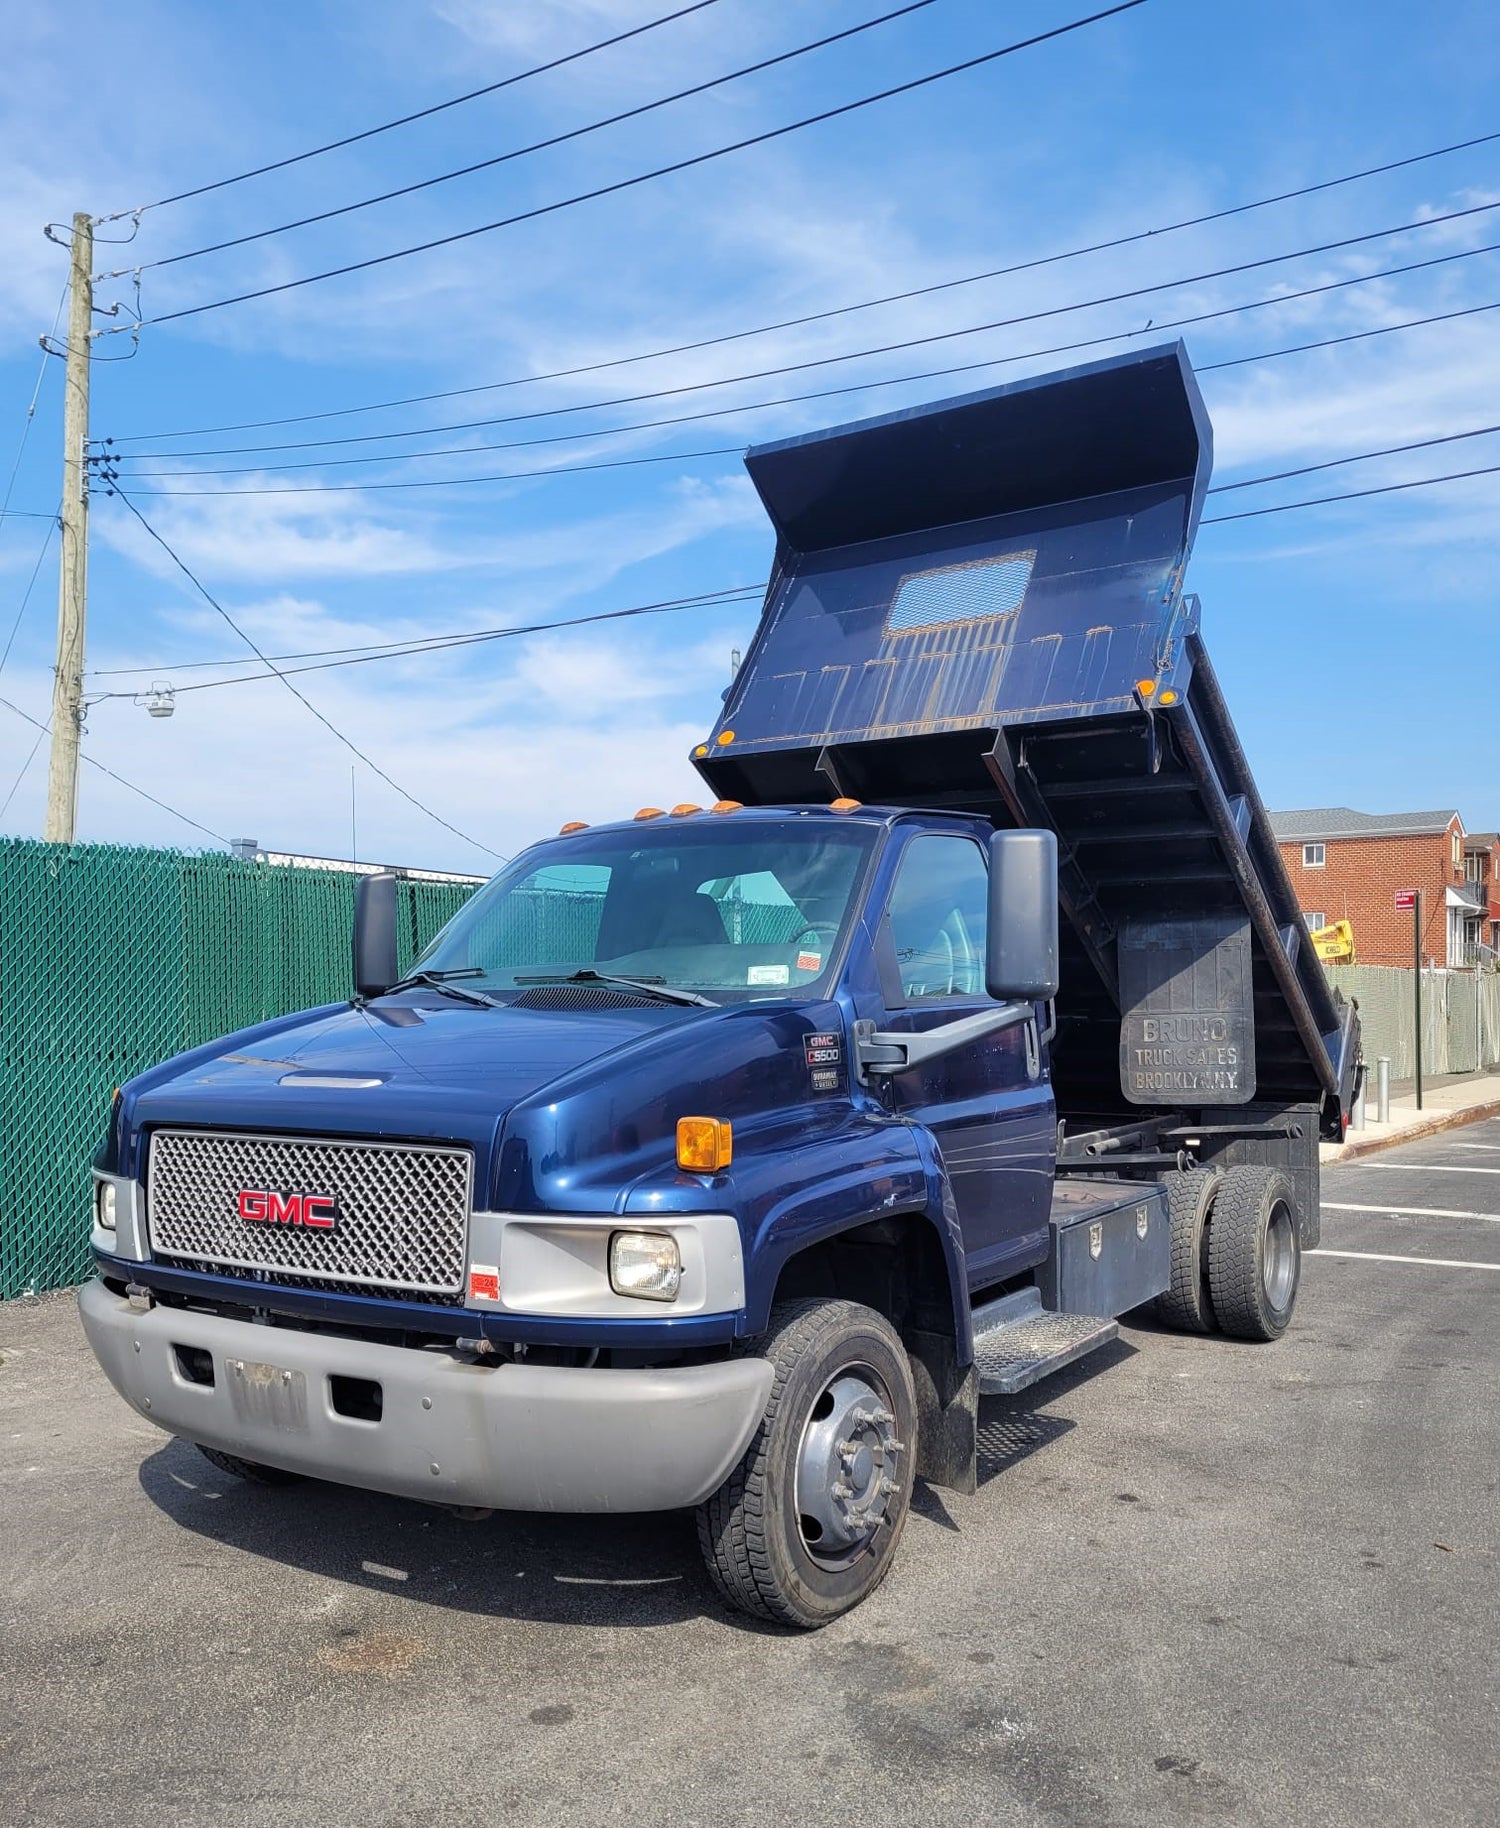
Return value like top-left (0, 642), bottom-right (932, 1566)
top-left (1310, 919), bottom-right (1355, 963)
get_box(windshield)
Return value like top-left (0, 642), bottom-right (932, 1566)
top-left (410, 816), bottom-right (877, 999)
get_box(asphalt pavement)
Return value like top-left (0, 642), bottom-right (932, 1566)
top-left (2, 1120), bottom-right (1496, 1828)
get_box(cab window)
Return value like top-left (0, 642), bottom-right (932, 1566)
top-left (885, 835), bottom-right (989, 1000)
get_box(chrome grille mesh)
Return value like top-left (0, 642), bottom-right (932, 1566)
top-left (147, 1128), bottom-right (471, 1296)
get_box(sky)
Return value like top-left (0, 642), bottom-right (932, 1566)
top-left (0, 0), bottom-right (1496, 873)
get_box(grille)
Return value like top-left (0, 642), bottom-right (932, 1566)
top-left (147, 1128), bottom-right (472, 1297)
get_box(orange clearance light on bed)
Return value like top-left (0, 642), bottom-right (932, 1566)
top-left (676, 1116), bottom-right (733, 1173)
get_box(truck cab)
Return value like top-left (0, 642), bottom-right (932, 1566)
top-left (81, 345), bottom-right (1359, 1627)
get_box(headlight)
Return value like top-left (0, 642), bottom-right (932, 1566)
top-left (609, 1230), bottom-right (682, 1302)
top-left (96, 1181), bottom-right (117, 1231)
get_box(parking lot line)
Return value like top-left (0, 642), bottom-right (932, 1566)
top-left (1354, 1163), bottom-right (1500, 1176)
top-left (1451, 1142), bottom-right (1500, 1151)
top-left (1309, 1249), bottom-right (1500, 1270)
top-left (1322, 1201), bottom-right (1499, 1222)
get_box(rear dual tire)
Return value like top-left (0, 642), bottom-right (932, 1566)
top-left (1206, 1166), bottom-right (1301, 1341)
top-left (1156, 1164), bottom-right (1301, 1342)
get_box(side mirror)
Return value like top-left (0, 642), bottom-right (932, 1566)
top-left (353, 872), bottom-right (399, 1000)
top-left (986, 829), bottom-right (1059, 1002)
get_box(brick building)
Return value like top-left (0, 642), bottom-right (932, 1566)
top-left (1269, 807), bottom-right (1499, 968)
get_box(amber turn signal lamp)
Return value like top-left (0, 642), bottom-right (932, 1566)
top-left (711, 799), bottom-right (743, 814)
top-left (677, 1116), bottom-right (733, 1173)
top-left (559, 820), bottom-right (589, 834)
top-left (633, 806), bottom-right (665, 821)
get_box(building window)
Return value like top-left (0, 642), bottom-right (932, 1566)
top-left (1302, 843), bottom-right (1325, 868)
top-left (1302, 911), bottom-right (1326, 931)
top-left (1452, 829), bottom-right (1463, 867)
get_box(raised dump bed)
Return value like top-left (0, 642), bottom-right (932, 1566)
top-left (695, 342), bottom-right (1360, 1145)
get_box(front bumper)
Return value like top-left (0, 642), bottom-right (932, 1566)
top-left (78, 1279), bottom-right (773, 1513)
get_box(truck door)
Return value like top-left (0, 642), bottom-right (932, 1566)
top-left (876, 832), bottom-right (1055, 1287)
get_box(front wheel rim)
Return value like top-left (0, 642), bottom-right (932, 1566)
top-left (1263, 1199), bottom-right (1298, 1310)
top-left (793, 1363), bottom-right (905, 1569)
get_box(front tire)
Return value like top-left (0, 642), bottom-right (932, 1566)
top-left (195, 1444), bottom-right (304, 1486)
top-left (1205, 1166), bottom-right (1301, 1341)
top-left (696, 1298), bottom-right (918, 1629)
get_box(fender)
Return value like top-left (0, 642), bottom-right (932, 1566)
top-left (738, 1113), bottom-right (971, 1361)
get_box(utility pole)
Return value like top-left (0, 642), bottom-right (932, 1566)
top-left (43, 211), bottom-right (93, 844)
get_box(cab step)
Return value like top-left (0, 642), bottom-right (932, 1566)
top-left (971, 1289), bottom-right (1118, 1396)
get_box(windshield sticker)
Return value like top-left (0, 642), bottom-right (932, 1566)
top-left (748, 964), bottom-right (790, 986)
top-left (796, 950), bottom-right (822, 972)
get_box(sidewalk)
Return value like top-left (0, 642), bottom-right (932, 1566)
top-left (1321, 1070), bottom-right (1500, 1164)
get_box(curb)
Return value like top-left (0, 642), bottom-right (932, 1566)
top-left (1324, 1095), bottom-right (1500, 1164)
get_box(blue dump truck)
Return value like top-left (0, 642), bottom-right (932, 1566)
top-left (82, 345), bottom-right (1361, 1627)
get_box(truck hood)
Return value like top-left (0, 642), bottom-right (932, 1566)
top-left (123, 994), bottom-right (686, 1162)
top-left (119, 991), bottom-right (850, 1214)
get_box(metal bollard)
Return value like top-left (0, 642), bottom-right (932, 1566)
top-left (1376, 1055), bottom-right (1391, 1126)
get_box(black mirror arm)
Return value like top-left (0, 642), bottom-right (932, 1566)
top-left (854, 1002), bottom-right (1032, 1081)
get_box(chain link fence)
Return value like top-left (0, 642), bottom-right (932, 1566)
top-left (0, 840), bottom-right (478, 1300)
top-left (1325, 964), bottom-right (1500, 1083)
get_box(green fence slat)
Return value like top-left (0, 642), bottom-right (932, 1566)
top-left (0, 839), bottom-right (481, 1299)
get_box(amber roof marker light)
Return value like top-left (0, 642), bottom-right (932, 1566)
top-left (830, 797), bottom-right (863, 813)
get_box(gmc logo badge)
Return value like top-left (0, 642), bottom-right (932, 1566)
top-left (237, 1189), bottom-right (339, 1230)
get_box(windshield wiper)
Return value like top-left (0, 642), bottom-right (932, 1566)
top-left (514, 969), bottom-right (717, 1008)
top-left (384, 967), bottom-right (502, 1008)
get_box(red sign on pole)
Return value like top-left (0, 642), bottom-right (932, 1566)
top-left (1394, 889), bottom-right (1417, 911)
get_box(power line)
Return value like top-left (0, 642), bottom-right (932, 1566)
top-left (109, 290), bottom-right (1500, 500)
top-left (107, 441), bottom-right (747, 490)
top-left (105, 238), bottom-right (1500, 489)
top-left (0, 286), bottom-right (67, 524)
top-left (0, 721), bottom-right (47, 822)
top-left (110, 126), bottom-right (1500, 444)
top-left (0, 514), bottom-right (58, 678)
top-left (1200, 461), bottom-right (1500, 524)
top-left (115, 2), bottom-right (1151, 331)
top-left (94, 426), bottom-right (1500, 698)
top-left (108, 490), bottom-right (504, 859)
top-left (1206, 422), bottom-right (1500, 494)
top-left (126, 2), bottom-right (942, 275)
top-left (99, 0), bottom-right (727, 220)
top-left (0, 692), bottom-right (227, 840)
top-left (89, 586), bottom-right (768, 696)
top-left (107, 202), bottom-right (1500, 462)
top-left (87, 584), bottom-right (765, 677)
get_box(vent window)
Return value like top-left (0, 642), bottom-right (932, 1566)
top-left (886, 551), bottom-right (1034, 633)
